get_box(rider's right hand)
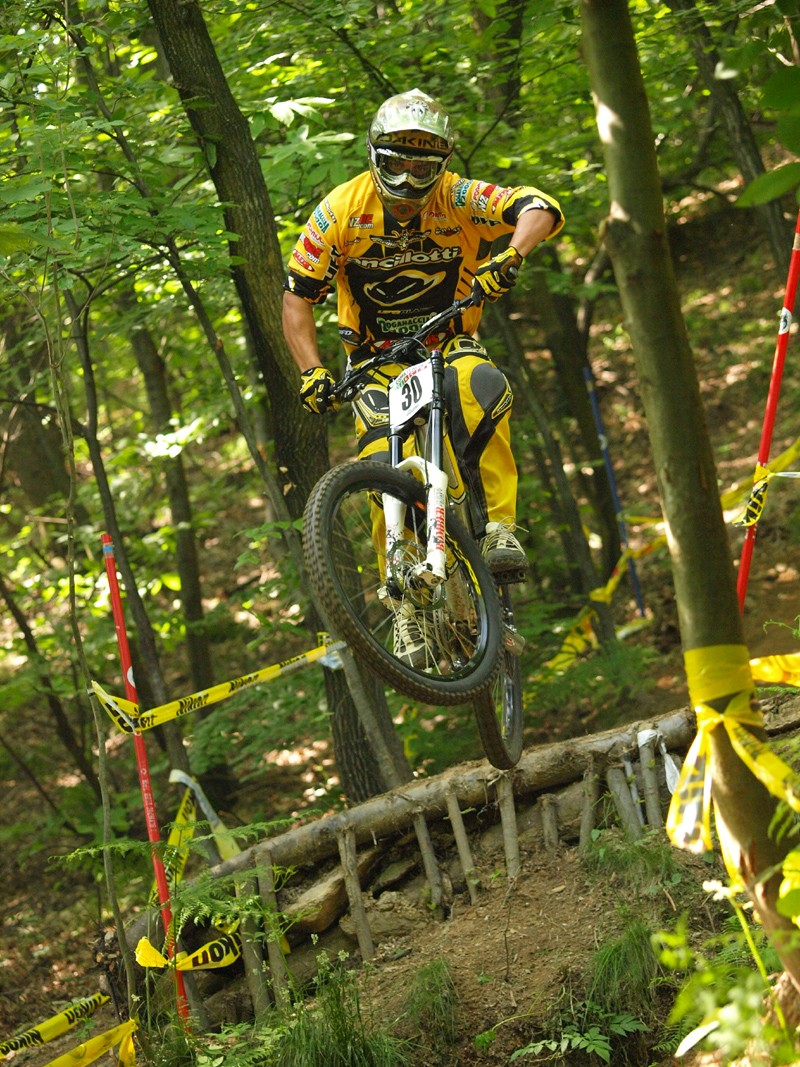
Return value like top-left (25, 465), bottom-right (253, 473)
top-left (300, 366), bottom-right (341, 414)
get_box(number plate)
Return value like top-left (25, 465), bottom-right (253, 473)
top-left (388, 361), bottom-right (433, 424)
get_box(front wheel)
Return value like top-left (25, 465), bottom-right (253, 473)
top-left (303, 461), bottom-right (502, 706)
top-left (471, 583), bottom-right (524, 768)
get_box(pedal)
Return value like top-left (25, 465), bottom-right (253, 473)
top-left (492, 566), bottom-right (529, 586)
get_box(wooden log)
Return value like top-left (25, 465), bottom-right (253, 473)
top-left (337, 827), bottom-right (374, 961)
top-left (127, 708), bottom-right (699, 948)
top-left (258, 851), bottom-right (290, 1008)
top-left (541, 794), bottom-right (559, 852)
top-left (637, 735), bottom-right (664, 828)
top-left (230, 708), bottom-right (695, 876)
top-left (606, 766), bottom-right (643, 838)
top-left (497, 775), bottom-right (520, 881)
top-left (446, 788), bottom-right (481, 904)
top-left (578, 758), bottom-right (601, 855)
top-left (238, 873), bottom-right (271, 1021)
top-left (411, 811), bottom-right (444, 915)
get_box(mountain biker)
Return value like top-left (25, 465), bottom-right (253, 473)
top-left (283, 88), bottom-right (564, 666)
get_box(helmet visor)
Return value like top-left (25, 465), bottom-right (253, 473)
top-left (370, 145), bottom-right (448, 194)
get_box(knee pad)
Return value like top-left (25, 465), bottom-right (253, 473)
top-left (442, 334), bottom-right (488, 360)
top-left (470, 362), bottom-right (513, 421)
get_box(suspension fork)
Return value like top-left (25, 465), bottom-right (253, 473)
top-left (384, 349), bottom-right (449, 586)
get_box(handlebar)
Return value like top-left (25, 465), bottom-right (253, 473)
top-left (335, 294), bottom-right (478, 402)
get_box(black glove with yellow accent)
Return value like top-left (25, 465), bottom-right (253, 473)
top-left (300, 366), bottom-right (340, 414)
top-left (472, 245), bottom-right (523, 303)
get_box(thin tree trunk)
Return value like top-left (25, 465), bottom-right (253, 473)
top-left (65, 290), bottom-right (191, 779)
top-left (665, 0), bottom-right (790, 273)
top-left (117, 286), bottom-right (214, 691)
top-left (0, 573), bottom-right (101, 801)
top-left (529, 244), bottom-right (622, 577)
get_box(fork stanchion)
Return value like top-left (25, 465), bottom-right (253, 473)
top-left (737, 208), bottom-right (800, 610)
top-left (101, 533), bottom-right (189, 1021)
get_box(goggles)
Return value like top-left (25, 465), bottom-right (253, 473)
top-left (370, 145), bottom-right (448, 191)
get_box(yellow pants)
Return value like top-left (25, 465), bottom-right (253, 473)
top-left (351, 334), bottom-right (518, 537)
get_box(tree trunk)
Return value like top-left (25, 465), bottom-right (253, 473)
top-left (143, 0), bottom-right (325, 510)
top-left (117, 287), bottom-right (214, 691)
top-left (142, 0), bottom-right (411, 799)
top-left (580, 0), bottom-right (800, 991)
top-left (529, 244), bottom-right (622, 578)
top-left (1, 313), bottom-right (76, 512)
top-left (65, 291), bottom-right (191, 781)
top-left (664, 0), bottom-right (790, 274)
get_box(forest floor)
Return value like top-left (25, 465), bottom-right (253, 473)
top-left (3, 203), bottom-right (800, 1066)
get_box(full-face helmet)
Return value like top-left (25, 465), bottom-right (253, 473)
top-left (367, 89), bottom-right (454, 222)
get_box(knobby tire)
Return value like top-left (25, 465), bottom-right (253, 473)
top-left (470, 583), bottom-right (524, 769)
top-left (303, 461), bottom-right (502, 706)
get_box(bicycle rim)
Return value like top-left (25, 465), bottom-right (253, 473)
top-left (471, 584), bottom-right (524, 768)
top-left (303, 461), bottom-right (502, 706)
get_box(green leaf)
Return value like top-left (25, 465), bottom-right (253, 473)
top-left (777, 114), bottom-right (800, 155)
top-left (736, 163), bottom-right (800, 207)
top-left (0, 224), bottom-right (34, 254)
top-left (474, 1029), bottom-right (497, 1050)
top-left (763, 67), bottom-right (800, 111)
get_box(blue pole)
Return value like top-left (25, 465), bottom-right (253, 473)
top-left (583, 363), bottom-right (646, 617)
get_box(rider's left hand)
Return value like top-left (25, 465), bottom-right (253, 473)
top-left (472, 246), bottom-right (523, 303)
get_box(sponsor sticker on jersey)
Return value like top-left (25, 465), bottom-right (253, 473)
top-left (364, 269), bottom-right (448, 306)
top-left (472, 182), bottom-right (499, 215)
top-left (453, 179), bottom-right (470, 207)
top-left (435, 225), bottom-right (462, 236)
top-left (312, 207), bottom-right (330, 234)
top-left (350, 245), bottom-right (460, 271)
top-left (302, 235), bottom-right (323, 263)
top-left (349, 214), bottom-right (373, 229)
top-left (292, 249), bottom-right (313, 271)
top-left (470, 216), bottom-right (501, 227)
top-left (491, 187), bottom-right (510, 212)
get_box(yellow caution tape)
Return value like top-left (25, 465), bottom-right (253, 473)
top-left (751, 653), bottom-right (800, 686)
top-left (135, 930), bottom-right (242, 972)
top-left (667, 644), bottom-right (800, 856)
top-left (148, 788), bottom-right (197, 908)
top-left (733, 474), bottom-right (771, 527)
top-left (41, 1018), bottom-right (136, 1067)
top-left (542, 612), bottom-right (597, 674)
top-left (588, 536), bottom-right (667, 607)
top-left (0, 993), bottom-right (109, 1057)
top-left (168, 770), bottom-right (242, 863)
top-left (666, 645), bottom-right (756, 853)
top-left (93, 636), bottom-right (346, 734)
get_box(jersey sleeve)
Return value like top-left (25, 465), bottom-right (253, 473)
top-left (453, 179), bottom-right (564, 240)
top-left (284, 197), bottom-right (341, 304)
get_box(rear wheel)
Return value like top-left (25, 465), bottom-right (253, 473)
top-left (471, 583), bottom-right (524, 768)
top-left (303, 461), bottom-right (502, 706)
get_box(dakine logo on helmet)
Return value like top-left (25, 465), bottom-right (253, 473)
top-left (367, 89), bottom-right (454, 222)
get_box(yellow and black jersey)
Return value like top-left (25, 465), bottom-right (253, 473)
top-left (284, 170), bottom-right (563, 356)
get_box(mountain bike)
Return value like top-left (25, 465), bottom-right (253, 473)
top-left (302, 296), bottom-right (524, 769)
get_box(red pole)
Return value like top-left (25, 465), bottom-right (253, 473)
top-left (101, 533), bottom-right (189, 1019)
top-left (737, 209), bottom-right (800, 611)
